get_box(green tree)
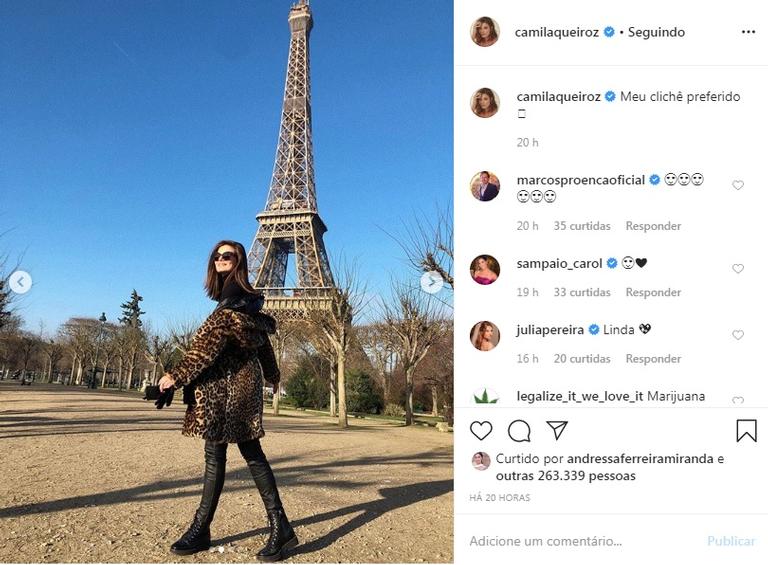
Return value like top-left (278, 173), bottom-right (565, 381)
top-left (285, 368), bottom-right (314, 408)
top-left (119, 290), bottom-right (145, 328)
top-left (118, 290), bottom-right (146, 389)
top-left (285, 354), bottom-right (328, 409)
top-left (345, 369), bottom-right (383, 414)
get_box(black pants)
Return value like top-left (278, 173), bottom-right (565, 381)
top-left (196, 438), bottom-right (283, 528)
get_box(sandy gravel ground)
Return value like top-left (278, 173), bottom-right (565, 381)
top-left (0, 382), bottom-right (453, 563)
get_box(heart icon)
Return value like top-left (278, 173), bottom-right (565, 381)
top-left (635, 258), bottom-right (647, 268)
top-left (470, 421), bottom-right (493, 441)
top-left (732, 330), bottom-right (744, 340)
top-left (732, 264), bottom-right (744, 274)
top-left (732, 396), bottom-right (745, 405)
top-left (639, 323), bottom-right (651, 334)
top-left (732, 180), bottom-right (744, 190)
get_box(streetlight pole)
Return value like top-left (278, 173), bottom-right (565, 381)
top-left (89, 313), bottom-right (107, 390)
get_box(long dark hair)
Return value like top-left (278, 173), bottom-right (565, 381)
top-left (204, 240), bottom-right (261, 301)
top-left (473, 321), bottom-right (494, 349)
top-left (471, 255), bottom-right (500, 276)
top-left (472, 88), bottom-right (498, 116)
top-left (472, 17), bottom-right (498, 45)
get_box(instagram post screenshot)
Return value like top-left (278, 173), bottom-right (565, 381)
top-left (0, 1), bottom-right (453, 564)
top-left (456, 0), bottom-right (766, 564)
top-left (2, 1), bottom-right (766, 564)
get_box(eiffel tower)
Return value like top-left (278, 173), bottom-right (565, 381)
top-left (248, 0), bottom-right (335, 319)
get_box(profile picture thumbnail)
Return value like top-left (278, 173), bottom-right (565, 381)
top-left (470, 321), bottom-right (500, 352)
top-left (472, 451), bottom-right (491, 470)
top-left (471, 17), bottom-right (499, 47)
top-left (471, 88), bottom-right (499, 118)
top-left (470, 255), bottom-right (500, 286)
top-left (470, 170), bottom-right (500, 202)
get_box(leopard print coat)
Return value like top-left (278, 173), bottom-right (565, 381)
top-left (169, 302), bottom-right (279, 443)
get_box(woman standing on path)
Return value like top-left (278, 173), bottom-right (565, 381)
top-left (158, 240), bottom-right (298, 562)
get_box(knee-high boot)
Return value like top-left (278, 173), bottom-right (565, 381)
top-left (238, 439), bottom-right (298, 562)
top-left (170, 440), bottom-right (227, 555)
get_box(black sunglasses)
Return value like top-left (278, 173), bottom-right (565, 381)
top-left (214, 252), bottom-right (236, 262)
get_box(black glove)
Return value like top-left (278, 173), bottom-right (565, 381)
top-left (143, 385), bottom-right (174, 409)
top-left (154, 388), bottom-right (174, 409)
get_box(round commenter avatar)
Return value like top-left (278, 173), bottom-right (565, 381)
top-left (471, 88), bottom-right (499, 118)
top-left (470, 255), bottom-right (500, 286)
top-left (471, 171), bottom-right (501, 202)
top-left (470, 321), bottom-right (500, 351)
top-left (470, 17), bottom-right (500, 48)
top-left (473, 387), bottom-right (499, 404)
top-left (472, 452), bottom-right (491, 471)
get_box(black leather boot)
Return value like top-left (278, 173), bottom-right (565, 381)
top-left (171, 441), bottom-right (227, 555)
top-left (257, 508), bottom-right (298, 562)
top-left (238, 439), bottom-right (283, 511)
top-left (170, 519), bottom-right (211, 556)
top-left (238, 440), bottom-right (298, 561)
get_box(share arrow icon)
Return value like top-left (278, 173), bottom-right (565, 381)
top-left (547, 421), bottom-right (568, 441)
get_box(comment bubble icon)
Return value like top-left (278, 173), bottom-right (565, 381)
top-left (508, 419), bottom-right (532, 442)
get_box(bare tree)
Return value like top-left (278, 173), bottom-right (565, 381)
top-left (268, 321), bottom-right (301, 416)
top-left (109, 323), bottom-right (144, 390)
top-left (415, 320), bottom-right (453, 423)
top-left (99, 331), bottom-right (119, 388)
top-left (143, 323), bottom-right (172, 385)
top-left (356, 323), bottom-right (397, 404)
top-left (383, 204), bottom-right (454, 291)
top-left (0, 276), bottom-right (9, 331)
top-left (119, 325), bottom-right (145, 390)
top-left (60, 318), bottom-right (102, 385)
top-left (0, 247), bottom-right (23, 331)
top-left (16, 331), bottom-right (40, 380)
top-left (117, 290), bottom-right (146, 389)
top-left (307, 260), bottom-right (368, 428)
top-left (304, 323), bottom-right (339, 417)
top-left (168, 317), bottom-right (201, 354)
top-left (113, 328), bottom-right (129, 388)
top-left (0, 315), bottom-right (23, 379)
top-left (42, 339), bottom-right (66, 383)
top-left (381, 282), bottom-right (444, 426)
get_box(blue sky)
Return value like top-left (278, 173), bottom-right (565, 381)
top-left (0, 0), bottom-right (452, 333)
